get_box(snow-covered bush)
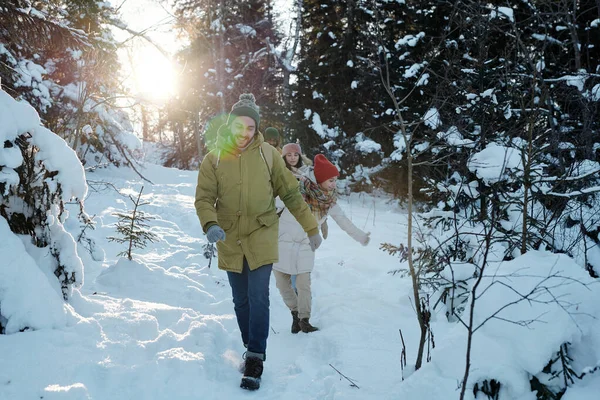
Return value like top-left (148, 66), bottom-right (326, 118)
top-left (0, 87), bottom-right (87, 334)
top-left (0, 1), bottom-right (141, 168)
top-left (393, 251), bottom-right (600, 400)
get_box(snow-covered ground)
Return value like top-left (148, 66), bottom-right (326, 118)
top-left (2, 159), bottom-right (600, 399)
top-left (0, 162), bottom-right (417, 399)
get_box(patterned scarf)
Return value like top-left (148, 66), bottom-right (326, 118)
top-left (299, 176), bottom-right (337, 221)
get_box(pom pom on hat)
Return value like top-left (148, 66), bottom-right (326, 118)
top-left (314, 154), bottom-right (339, 184)
top-left (227, 93), bottom-right (260, 129)
top-left (282, 143), bottom-right (302, 156)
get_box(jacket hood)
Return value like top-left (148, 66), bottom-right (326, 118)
top-left (303, 167), bottom-right (318, 184)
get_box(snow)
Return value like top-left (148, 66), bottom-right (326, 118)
top-left (44, 203), bottom-right (85, 293)
top-left (404, 62), bottom-right (424, 78)
top-left (312, 90), bottom-right (324, 100)
top-left (0, 168), bottom-right (19, 195)
top-left (536, 59), bottom-right (546, 72)
top-left (481, 88), bottom-right (494, 98)
top-left (504, 104), bottom-right (513, 119)
top-left (2, 146), bottom-right (600, 398)
top-left (564, 73), bottom-right (588, 91)
top-left (391, 131), bottom-right (407, 160)
top-left (437, 126), bottom-right (475, 148)
top-left (590, 84), bottom-right (600, 101)
top-left (563, 374), bottom-right (600, 400)
top-left (490, 7), bottom-right (515, 22)
top-left (395, 32), bottom-right (425, 49)
top-left (423, 107), bottom-right (442, 129)
top-left (32, 126), bottom-right (88, 201)
top-left (467, 143), bottom-right (522, 183)
top-left (347, 60), bottom-right (354, 67)
top-left (590, 19), bottom-right (600, 28)
top-left (309, 112), bottom-right (340, 139)
top-left (0, 89), bottom-right (88, 201)
top-left (0, 145), bottom-right (23, 169)
top-left (532, 33), bottom-right (563, 45)
top-left (0, 161), bottom-right (411, 399)
top-left (354, 135), bottom-right (382, 154)
top-left (0, 217), bottom-right (69, 334)
top-left (408, 251), bottom-right (600, 399)
top-left (236, 24), bottom-right (256, 37)
top-left (351, 80), bottom-right (358, 89)
top-left (210, 18), bottom-right (225, 32)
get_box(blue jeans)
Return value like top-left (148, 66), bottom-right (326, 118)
top-left (227, 258), bottom-right (272, 359)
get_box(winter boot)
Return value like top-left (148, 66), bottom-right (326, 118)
top-left (291, 311), bottom-right (301, 334)
top-left (299, 318), bottom-right (319, 333)
top-left (240, 356), bottom-right (264, 391)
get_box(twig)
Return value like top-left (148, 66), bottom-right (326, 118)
top-left (207, 243), bottom-right (215, 268)
top-left (76, 213), bottom-right (96, 243)
top-left (86, 180), bottom-right (129, 198)
top-left (329, 364), bottom-right (360, 388)
top-left (399, 329), bottom-right (407, 381)
top-left (84, 162), bottom-right (112, 171)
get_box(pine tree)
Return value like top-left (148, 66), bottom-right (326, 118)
top-left (371, 0), bottom-right (600, 374)
top-left (293, 0), bottom-right (385, 172)
top-left (108, 186), bottom-right (158, 261)
top-left (166, 0), bottom-right (282, 168)
top-left (1, 86), bottom-right (87, 300)
top-left (0, 0), bottom-right (140, 168)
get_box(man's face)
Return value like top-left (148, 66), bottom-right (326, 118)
top-left (230, 116), bottom-right (256, 148)
top-left (266, 138), bottom-right (278, 147)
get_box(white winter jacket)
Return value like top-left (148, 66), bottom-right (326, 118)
top-left (273, 171), bottom-right (370, 275)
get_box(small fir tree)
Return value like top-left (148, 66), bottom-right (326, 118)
top-left (108, 186), bottom-right (158, 260)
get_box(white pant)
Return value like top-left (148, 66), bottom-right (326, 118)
top-left (273, 270), bottom-right (312, 319)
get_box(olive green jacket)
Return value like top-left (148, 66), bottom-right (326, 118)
top-left (194, 126), bottom-right (318, 272)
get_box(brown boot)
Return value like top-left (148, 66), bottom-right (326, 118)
top-left (299, 318), bottom-right (319, 333)
top-left (291, 311), bottom-right (301, 334)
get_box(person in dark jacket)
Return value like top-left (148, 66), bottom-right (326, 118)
top-left (264, 127), bottom-right (282, 153)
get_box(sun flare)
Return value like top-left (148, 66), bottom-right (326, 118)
top-left (133, 46), bottom-right (177, 103)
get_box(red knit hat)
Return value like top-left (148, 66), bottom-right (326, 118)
top-left (314, 154), bottom-right (339, 184)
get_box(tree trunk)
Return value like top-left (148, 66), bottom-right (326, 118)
top-left (407, 145), bottom-right (427, 371)
top-left (282, 0), bottom-right (303, 138)
top-left (141, 105), bottom-right (150, 142)
top-left (195, 108), bottom-right (205, 161)
top-left (567, 0), bottom-right (582, 70)
top-left (216, 0), bottom-right (226, 113)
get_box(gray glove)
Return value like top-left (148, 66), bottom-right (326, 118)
top-left (206, 224), bottom-right (226, 243)
top-left (308, 233), bottom-right (323, 252)
top-left (321, 219), bottom-right (328, 240)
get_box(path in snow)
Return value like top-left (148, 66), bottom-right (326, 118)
top-left (0, 163), bottom-right (417, 400)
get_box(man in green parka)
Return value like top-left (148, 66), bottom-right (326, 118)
top-left (194, 93), bottom-right (322, 391)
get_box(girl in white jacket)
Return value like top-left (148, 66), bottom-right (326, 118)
top-left (273, 154), bottom-right (370, 333)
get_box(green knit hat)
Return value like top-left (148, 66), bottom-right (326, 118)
top-left (264, 127), bottom-right (280, 141)
top-left (227, 93), bottom-right (260, 129)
